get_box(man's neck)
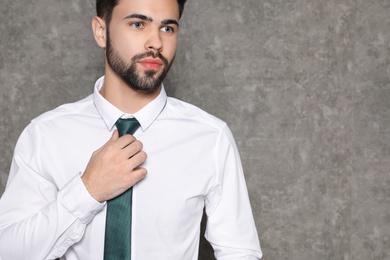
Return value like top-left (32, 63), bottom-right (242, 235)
top-left (100, 68), bottom-right (161, 114)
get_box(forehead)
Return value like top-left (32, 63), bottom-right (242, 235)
top-left (114, 0), bottom-right (180, 21)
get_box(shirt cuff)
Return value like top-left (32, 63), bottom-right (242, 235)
top-left (58, 173), bottom-right (106, 224)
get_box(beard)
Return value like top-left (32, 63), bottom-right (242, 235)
top-left (106, 30), bottom-right (174, 92)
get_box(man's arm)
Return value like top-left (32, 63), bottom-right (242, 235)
top-left (0, 125), bottom-right (146, 259)
top-left (205, 125), bottom-right (262, 259)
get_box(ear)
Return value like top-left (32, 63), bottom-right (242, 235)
top-left (92, 16), bottom-right (107, 49)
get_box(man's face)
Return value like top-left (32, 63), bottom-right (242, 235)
top-left (105, 0), bottom-right (180, 92)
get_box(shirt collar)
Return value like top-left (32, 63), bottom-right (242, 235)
top-left (93, 76), bottom-right (167, 132)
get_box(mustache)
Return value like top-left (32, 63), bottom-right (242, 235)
top-left (131, 51), bottom-right (169, 66)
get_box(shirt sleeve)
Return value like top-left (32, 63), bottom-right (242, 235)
top-left (0, 123), bottom-right (105, 260)
top-left (204, 124), bottom-right (263, 259)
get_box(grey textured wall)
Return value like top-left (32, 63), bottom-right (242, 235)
top-left (1, 0), bottom-right (389, 259)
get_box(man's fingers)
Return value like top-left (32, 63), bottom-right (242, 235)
top-left (127, 151), bottom-right (147, 169)
top-left (122, 140), bottom-right (143, 159)
top-left (114, 134), bottom-right (137, 149)
top-left (82, 130), bottom-right (148, 202)
top-left (125, 167), bottom-right (148, 187)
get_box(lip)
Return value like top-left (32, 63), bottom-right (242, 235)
top-left (138, 58), bottom-right (163, 70)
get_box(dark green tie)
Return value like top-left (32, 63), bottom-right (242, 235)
top-left (104, 118), bottom-right (140, 260)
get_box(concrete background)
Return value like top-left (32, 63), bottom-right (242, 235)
top-left (1, 0), bottom-right (389, 259)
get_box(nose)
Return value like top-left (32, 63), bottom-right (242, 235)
top-left (145, 29), bottom-right (163, 52)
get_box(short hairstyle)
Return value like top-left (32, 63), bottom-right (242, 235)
top-left (96, 0), bottom-right (187, 23)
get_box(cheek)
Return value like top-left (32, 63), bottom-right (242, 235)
top-left (164, 37), bottom-right (178, 59)
top-left (109, 30), bottom-right (143, 58)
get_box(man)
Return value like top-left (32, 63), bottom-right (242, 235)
top-left (0, 0), bottom-right (262, 259)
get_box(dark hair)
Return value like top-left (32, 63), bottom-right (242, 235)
top-left (96, 0), bottom-right (187, 23)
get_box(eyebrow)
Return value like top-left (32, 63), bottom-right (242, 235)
top-left (124, 13), bottom-right (179, 27)
top-left (161, 19), bottom-right (179, 27)
top-left (124, 13), bottom-right (152, 22)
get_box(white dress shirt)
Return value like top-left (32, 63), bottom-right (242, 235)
top-left (0, 76), bottom-right (262, 260)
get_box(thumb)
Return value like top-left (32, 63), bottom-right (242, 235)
top-left (110, 129), bottom-right (119, 141)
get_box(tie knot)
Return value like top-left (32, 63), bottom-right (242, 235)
top-left (115, 118), bottom-right (140, 136)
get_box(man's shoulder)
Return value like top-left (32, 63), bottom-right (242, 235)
top-left (165, 97), bottom-right (228, 131)
top-left (31, 94), bottom-right (94, 125)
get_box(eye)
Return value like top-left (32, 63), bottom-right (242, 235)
top-left (130, 22), bottom-right (144, 29)
top-left (161, 26), bottom-right (174, 33)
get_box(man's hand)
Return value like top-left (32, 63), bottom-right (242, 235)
top-left (82, 130), bottom-right (147, 202)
